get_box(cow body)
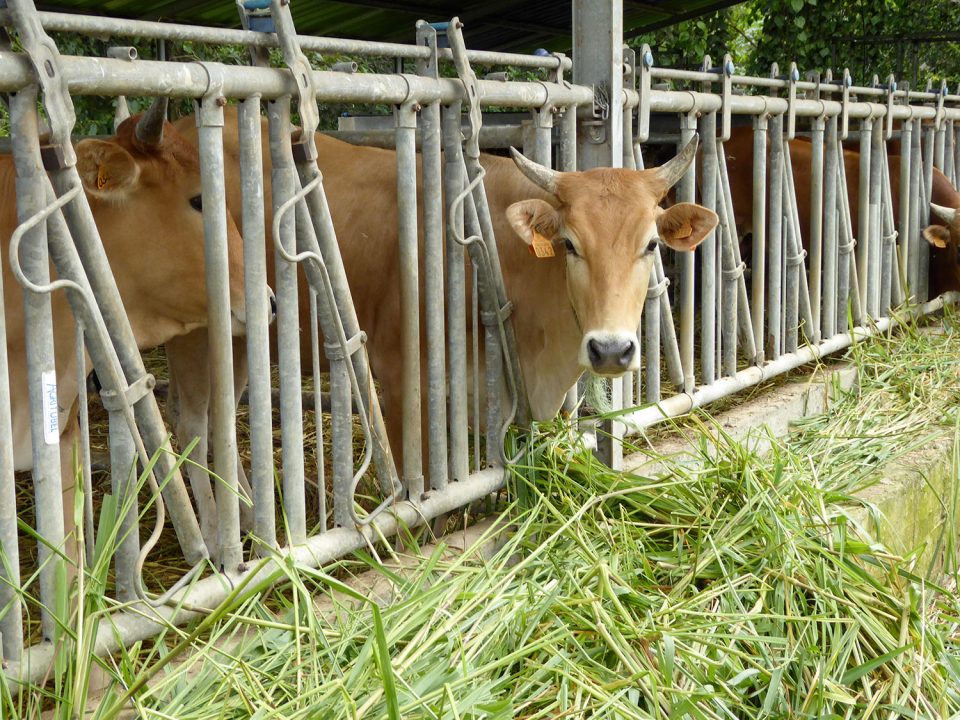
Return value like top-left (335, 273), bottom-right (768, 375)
top-left (4, 110), bottom-right (246, 557)
top-left (723, 126), bottom-right (960, 296)
top-left (166, 107), bottom-right (714, 510)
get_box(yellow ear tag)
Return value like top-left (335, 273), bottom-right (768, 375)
top-left (530, 229), bottom-right (555, 258)
top-left (96, 166), bottom-right (107, 191)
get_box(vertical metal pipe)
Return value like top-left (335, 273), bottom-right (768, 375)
top-left (421, 99), bottom-right (448, 491)
top-left (879, 142), bottom-right (896, 312)
top-left (396, 102), bottom-right (423, 494)
top-left (442, 103), bottom-right (469, 483)
top-left (0, 162), bottom-right (22, 660)
top-left (944, 120), bottom-right (954, 183)
top-left (621, 105), bottom-right (636, 407)
top-left (822, 115), bottom-right (839, 339)
top-left (560, 107), bottom-right (580, 412)
top-left (836, 147), bottom-right (856, 328)
top-left (715, 170), bottom-right (738, 376)
top-left (10, 88), bottom-right (66, 641)
top-left (267, 97), bottom-right (306, 544)
top-left (898, 120), bottom-right (913, 296)
top-left (197, 96), bottom-right (241, 570)
top-left (678, 113), bottom-right (696, 392)
top-left (856, 118), bottom-right (873, 316)
top-left (953, 123), bottom-right (960, 187)
top-left (109, 413), bottom-right (138, 602)
top-left (699, 110), bottom-right (717, 385)
top-left (935, 121), bottom-right (946, 171)
top-left (767, 114), bottom-right (784, 360)
top-left (781, 142), bottom-right (800, 353)
top-left (751, 115), bottom-right (767, 363)
top-left (920, 123), bottom-right (934, 300)
top-left (908, 118), bottom-right (922, 296)
top-left (237, 97), bottom-right (276, 549)
top-left (808, 117), bottom-right (824, 342)
top-left (867, 119), bottom-right (883, 318)
top-left (308, 291), bottom-right (326, 530)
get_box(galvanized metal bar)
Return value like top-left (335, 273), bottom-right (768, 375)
top-left (898, 119), bottom-right (913, 297)
top-left (836, 143), bottom-right (856, 328)
top-left (808, 117), bottom-right (824, 342)
top-left (867, 118), bottom-right (884, 317)
top-left (9, 88), bottom-right (66, 641)
top-left (944, 120), bottom-right (955, 183)
top-left (920, 123), bottom-right (934, 300)
top-left (442, 102), bottom-right (469, 483)
top-left (197, 93), bottom-right (242, 570)
top-left (395, 100), bottom-right (424, 496)
top-left (908, 117), bottom-right (922, 296)
top-left (308, 290), bottom-right (326, 530)
top-left (767, 113), bottom-right (784, 359)
top-left (559, 106), bottom-right (580, 413)
top-left (677, 112), bottom-right (697, 393)
top-left (0, 151), bottom-right (23, 659)
top-left (781, 141), bottom-right (801, 353)
top-left (75, 326), bottom-right (93, 567)
top-left (714, 166), bottom-right (738, 376)
top-left (699, 108), bottom-right (717, 385)
top-left (751, 115), bottom-right (767, 362)
top-left (822, 114), bottom-right (839, 338)
top-left (879, 140), bottom-right (897, 312)
top-left (856, 118), bottom-right (873, 316)
top-left (421, 96), bottom-right (448, 491)
top-left (267, 97), bottom-right (306, 543)
top-left (237, 96), bottom-right (276, 550)
top-left (108, 411), bottom-right (138, 602)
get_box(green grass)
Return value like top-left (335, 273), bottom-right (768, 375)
top-left (5, 312), bottom-right (960, 719)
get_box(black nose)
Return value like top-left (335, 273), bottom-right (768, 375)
top-left (587, 337), bottom-right (636, 372)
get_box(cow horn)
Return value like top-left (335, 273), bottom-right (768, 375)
top-left (135, 96), bottom-right (168, 147)
top-left (510, 147), bottom-right (560, 195)
top-left (655, 133), bottom-right (699, 190)
top-left (930, 202), bottom-right (958, 225)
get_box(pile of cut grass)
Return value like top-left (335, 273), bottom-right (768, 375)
top-left (7, 421), bottom-right (959, 719)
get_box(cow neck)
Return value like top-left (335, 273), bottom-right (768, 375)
top-left (484, 156), bottom-right (584, 421)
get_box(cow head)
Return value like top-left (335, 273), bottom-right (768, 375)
top-left (75, 98), bottom-right (246, 349)
top-left (506, 136), bottom-right (717, 376)
top-left (924, 203), bottom-right (960, 289)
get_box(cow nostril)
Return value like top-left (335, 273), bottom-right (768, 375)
top-left (619, 339), bottom-right (636, 366)
top-left (269, 293), bottom-right (277, 318)
top-left (587, 338), bottom-right (603, 366)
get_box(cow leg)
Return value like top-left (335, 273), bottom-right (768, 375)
top-left (164, 330), bottom-right (219, 558)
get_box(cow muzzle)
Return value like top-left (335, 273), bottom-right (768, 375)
top-left (581, 331), bottom-right (639, 376)
top-left (229, 287), bottom-right (275, 336)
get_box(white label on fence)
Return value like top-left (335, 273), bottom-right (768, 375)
top-left (41, 370), bottom-right (59, 445)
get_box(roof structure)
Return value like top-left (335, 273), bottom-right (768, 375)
top-left (35, 0), bottom-right (741, 53)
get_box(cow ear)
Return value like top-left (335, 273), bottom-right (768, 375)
top-left (76, 139), bottom-right (141, 199)
top-left (506, 199), bottom-right (561, 245)
top-left (923, 224), bottom-right (950, 249)
top-left (656, 202), bottom-right (718, 252)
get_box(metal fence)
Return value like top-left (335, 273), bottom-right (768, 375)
top-left (1, 0), bottom-right (959, 688)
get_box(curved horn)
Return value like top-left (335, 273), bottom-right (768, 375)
top-left (135, 96), bottom-right (168, 147)
top-left (655, 133), bottom-right (699, 191)
top-left (930, 202), bottom-right (958, 225)
top-left (510, 147), bottom-right (560, 195)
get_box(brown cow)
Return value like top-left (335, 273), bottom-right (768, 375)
top-left (4, 102), bottom-right (247, 558)
top-left (164, 106), bottom-right (716, 521)
top-left (723, 126), bottom-right (960, 296)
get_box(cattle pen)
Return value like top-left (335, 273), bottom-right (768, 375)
top-left (1, 0), bottom-right (960, 704)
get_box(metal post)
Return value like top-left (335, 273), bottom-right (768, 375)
top-left (267, 97), bottom-right (306, 543)
top-left (678, 112), bottom-right (697, 393)
top-left (108, 416), bottom-right (138, 602)
top-left (442, 103), bottom-right (469, 482)
top-left (767, 113), bottom-right (784, 360)
top-left (699, 106), bottom-right (717, 385)
top-left (898, 119), bottom-right (913, 296)
top-left (867, 118), bottom-right (883, 318)
top-left (920, 122), bottom-right (934, 300)
top-left (9, 88), bottom-right (66, 642)
top-left (237, 96), bottom-right (276, 550)
top-left (197, 93), bottom-right (241, 570)
top-left (559, 106), bottom-right (580, 414)
top-left (857, 117), bottom-right (873, 316)
top-left (808, 117), bottom-right (824, 342)
top-left (908, 117), bottom-right (922, 296)
top-left (395, 100), bottom-right (423, 497)
top-left (822, 115), bottom-right (839, 338)
top-left (752, 115), bottom-right (767, 362)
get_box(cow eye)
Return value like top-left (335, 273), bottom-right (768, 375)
top-left (562, 238), bottom-right (578, 257)
top-left (644, 237), bottom-right (659, 255)
top-left (189, 194), bottom-right (203, 212)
